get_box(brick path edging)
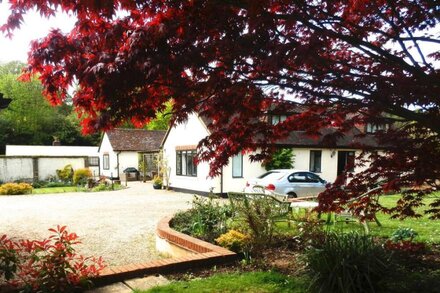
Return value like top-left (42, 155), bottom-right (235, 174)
top-left (92, 216), bottom-right (238, 287)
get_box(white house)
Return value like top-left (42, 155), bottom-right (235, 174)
top-left (98, 128), bottom-right (166, 179)
top-left (161, 113), bottom-right (380, 195)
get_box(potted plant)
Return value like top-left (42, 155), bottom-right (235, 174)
top-left (152, 175), bottom-right (163, 190)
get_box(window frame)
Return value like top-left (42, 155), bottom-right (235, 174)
top-left (88, 156), bottom-right (99, 167)
top-left (176, 150), bottom-right (197, 177)
top-left (365, 123), bottom-right (389, 133)
top-left (270, 114), bottom-right (287, 125)
top-left (103, 154), bottom-right (110, 170)
top-left (309, 150), bottom-right (322, 173)
top-left (232, 153), bottom-right (243, 178)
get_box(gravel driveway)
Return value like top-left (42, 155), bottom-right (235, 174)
top-left (0, 182), bottom-right (194, 266)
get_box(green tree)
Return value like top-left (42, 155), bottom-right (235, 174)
top-left (145, 100), bottom-right (173, 131)
top-left (262, 148), bottom-right (295, 171)
top-left (0, 61), bottom-right (100, 153)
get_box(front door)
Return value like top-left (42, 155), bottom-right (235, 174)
top-left (337, 151), bottom-right (355, 175)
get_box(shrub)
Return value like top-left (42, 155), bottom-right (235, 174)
top-left (0, 225), bottom-right (105, 292)
top-left (306, 232), bottom-right (391, 293)
top-left (215, 230), bottom-right (251, 253)
top-left (73, 168), bottom-right (92, 185)
top-left (229, 195), bottom-right (283, 251)
top-left (0, 182), bottom-right (33, 195)
top-left (171, 196), bottom-right (232, 242)
top-left (91, 183), bottom-right (121, 192)
top-left (384, 227), bottom-right (425, 253)
top-left (153, 175), bottom-right (163, 185)
top-left (56, 164), bottom-right (74, 183)
top-left (390, 227), bottom-right (418, 242)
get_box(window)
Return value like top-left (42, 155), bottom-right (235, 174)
top-left (306, 173), bottom-right (322, 183)
top-left (176, 150), bottom-right (197, 176)
top-left (232, 154), bottom-right (243, 178)
top-left (103, 154), bottom-right (109, 170)
top-left (271, 115), bottom-right (287, 125)
top-left (337, 151), bottom-right (355, 175)
top-left (366, 123), bottom-right (389, 133)
top-left (288, 172), bottom-right (308, 183)
top-left (88, 156), bottom-right (99, 167)
top-left (309, 150), bottom-right (322, 173)
top-left (141, 153), bottom-right (158, 173)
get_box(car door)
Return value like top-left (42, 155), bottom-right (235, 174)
top-left (305, 172), bottom-right (326, 195)
top-left (287, 172), bottom-right (313, 197)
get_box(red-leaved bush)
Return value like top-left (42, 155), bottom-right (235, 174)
top-left (0, 225), bottom-right (105, 292)
top-left (384, 240), bottom-right (426, 253)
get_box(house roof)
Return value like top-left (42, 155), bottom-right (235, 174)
top-left (106, 128), bottom-right (166, 152)
top-left (275, 127), bottom-right (379, 148)
top-left (161, 102), bottom-right (382, 150)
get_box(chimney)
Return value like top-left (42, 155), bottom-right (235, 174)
top-left (52, 137), bottom-right (61, 146)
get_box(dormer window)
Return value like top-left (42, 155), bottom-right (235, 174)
top-left (271, 115), bottom-right (287, 125)
top-left (366, 123), bottom-right (389, 133)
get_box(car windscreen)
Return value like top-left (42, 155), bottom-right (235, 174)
top-left (257, 171), bottom-right (286, 181)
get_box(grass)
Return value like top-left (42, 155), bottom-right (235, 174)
top-left (136, 271), bottom-right (308, 293)
top-left (32, 184), bottom-right (123, 194)
top-left (32, 186), bottom-right (83, 194)
top-left (362, 193), bottom-right (440, 243)
top-left (283, 193), bottom-right (440, 243)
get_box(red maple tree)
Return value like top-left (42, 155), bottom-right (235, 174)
top-left (2, 0), bottom-right (439, 218)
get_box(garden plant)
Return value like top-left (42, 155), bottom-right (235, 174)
top-left (0, 225), bottom-right (105, 292)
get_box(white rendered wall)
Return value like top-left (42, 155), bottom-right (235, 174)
top-left (292, 148), bottom-right (364, 183)
top-left (118, 152), bottom-right (139, 177)
top-left (0, 158), bottom-right (34, 182)
top-left (38, 158), bottom-right (87, 180)
top-left (163, 114), bottom-right (219, 193)
top-left (0, 157), bottom-right (92, 182)
top-left (99, 133), bottom-right (119, 178)
top-left (6, 145), bottom-right (98, 157)
top-left (222, 153), bottom-right (266, 192)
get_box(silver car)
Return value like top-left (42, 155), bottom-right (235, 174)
top-left (244, 169), bottom-right (327, 198)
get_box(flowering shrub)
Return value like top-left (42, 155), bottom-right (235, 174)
top-left (73, 168), bottom-right (92, 185)
top-left (215, 230), bottom-right (251, 253)
top-left (0, 225), bottom-right (105, 292)
top-left (0, 182), bottom-right (33, 195)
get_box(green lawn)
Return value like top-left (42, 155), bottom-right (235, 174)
top-left (137, 272), bottom-right (308, 293)
top-left (32, 186), bottom-right (82, 194)
top-left (285, 193), bottom-right (440, 243)
top-left (365, 193), bottom-right (440, 243)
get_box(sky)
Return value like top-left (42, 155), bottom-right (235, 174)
top-left (0, 2), bottom-right (76, 63)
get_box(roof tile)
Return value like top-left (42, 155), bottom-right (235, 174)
top-left (107, 129), bottom-right (166, 151)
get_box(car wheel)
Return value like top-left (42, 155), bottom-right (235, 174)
top-left (287, 192), bottom-right (297, 198)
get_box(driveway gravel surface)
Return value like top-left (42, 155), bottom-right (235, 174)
top-left (0, 182), bottom-right (194, 266)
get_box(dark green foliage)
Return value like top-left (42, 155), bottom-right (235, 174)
top-left (306, 232), bottom-right (391, 293)
top-left (263, 148), bottom-right (295, 171)
top-left (170, 196), bottom-right (232, 242)
top-left (0, 61), bottom-right (100, 154)
top-left (32, 181), bottom-right (72, 188)
top-left (382, 267), bottom-right (440, 293)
